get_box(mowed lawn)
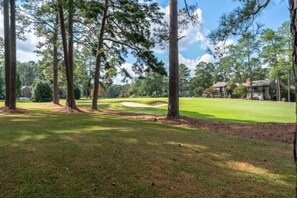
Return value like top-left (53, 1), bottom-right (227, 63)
top-left (91, 98), bottom-right (295, 123)
top-left (0, 101), bottom-right (295, 197)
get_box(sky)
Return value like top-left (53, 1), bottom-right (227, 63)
top-left (0, 0), bottom-right (291, 83)
top-left (153, 0), bottom-right (290, 74)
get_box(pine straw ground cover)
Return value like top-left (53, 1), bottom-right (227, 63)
top-left (0, 101), bottom-right (294, 197)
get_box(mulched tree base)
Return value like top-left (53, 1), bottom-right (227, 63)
top-left (0, 106), bottom-right (29, 114)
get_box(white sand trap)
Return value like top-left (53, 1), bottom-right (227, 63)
top-left (120, 102), bottom-right (167, 108)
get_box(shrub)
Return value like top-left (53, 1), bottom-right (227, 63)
top-left (202, 87), bottom-right (218, 98)
top-left (74, 85), bottom-right (81, 99)
top-left (203, 87), bottom-right (218, 95)
top-left (225, 82), bottom-right (237, 97)
top-left (194, 87), bottom-right (204, 97)
top-left (31, 80), bottom-right (53, 102)
top-left (233, 85), bottom-right (248, 98)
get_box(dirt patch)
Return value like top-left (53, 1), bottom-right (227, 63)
top-left (27, 103), bottom-right (88, 113)
top-left (2, 103), bottom-right (293, 144)
top-left (0, 106), bottom-right (29, 114)
top-left (105, 111), bottom-right (294, 145)
top-left (54, 106), bottom-right (87, 113)
top-left (120, 102), bottom-right (167, 108)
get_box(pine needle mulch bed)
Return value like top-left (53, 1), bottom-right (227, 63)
top-left (106, 111), bottom-right (294, 144)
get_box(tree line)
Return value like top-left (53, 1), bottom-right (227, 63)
top-left (1, 0), bottom-right (198, 118)
top-left (1, 0), bottom-right (167, 110)
top-left (1, 21), bottom-right (292, 102)
top-left (2, 0), bottom-right (297, 195)
top-left (0, 0), bottom-right (294, 114)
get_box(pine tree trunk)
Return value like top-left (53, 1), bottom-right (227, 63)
top-left (288, 69), bottom-right (291, 102)
top-left (67, 0), bottom-right (76, 108)
top-left (167, 0), bottom-right (179, 118)
top-left (92, 0), bottom-right (109, 110)
top-left (9, 0), bottom-right (16, 110)
top-left (289, 0), bottom-right (297, 195)
top-left (276, 72), bottom-right (281, 101)
top-left (248, 44), bottom-right (253, 100)
top-left (58, 3), bottom-right (75, 109)
top-left (250, 76), bottom-right (253, 100)
top-left (3, 0), bottom-right (10, 108)
top-left (53, 13), bottom-right (59, 105)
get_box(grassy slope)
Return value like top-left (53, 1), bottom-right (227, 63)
top-left (90, 98), bottom-right (295, 123)
top-left (0, 107), bottom-right (294, 197)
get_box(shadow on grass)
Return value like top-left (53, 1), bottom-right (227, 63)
top-left (0, 111), bottom-right (294, 197)
top-left (92, 104), bottom-right (261, 123)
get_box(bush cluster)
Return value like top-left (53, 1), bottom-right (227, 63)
top-left (31, 81), bottom-right (53, 102)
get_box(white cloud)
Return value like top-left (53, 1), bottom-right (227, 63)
top-left (17, 48), bottom-right (41, 62)
top-left (112, 54), bottom-right (216, 84)
top-left (179, 53), bottom-right (215, 75)
top-left (206, 38), bottom-right (236, 56)
top-left (0, 12), bottom-right (41, 62)
top-left (112, 63), bottom-right (136, 85)
top-left (154, 5), bottom-right (206, 53)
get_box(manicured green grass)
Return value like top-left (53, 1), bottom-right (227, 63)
top-left (1, 98), bottom-right (294, 123)
top-left (76, 97), bottom-right (295, 123)
top-left (0, 104), bottom-right (294, 197)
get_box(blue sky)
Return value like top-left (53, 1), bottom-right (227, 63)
top-left (148, 0), bottom-right (290, 76)
top-left (0, 0), bottom-right (291, 83)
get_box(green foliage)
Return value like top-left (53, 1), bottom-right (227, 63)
top-left (0, 65), bottom-right (4, 97)
top-left (129, 72), bottom-right (168, 97)
top-left (106, 84), bottom-right (130, 98)
top-left (74, 85), bottom-right (81, 100)
top-left (31, 80), bottom-right (53, 102)
top-left (233, 85), bottom-right (248, 98)
top-left (179, 64), bottom-right (191, 95)
top-left (203, 87), bottom-right (218, 95)
top-left (79, 0), bottom-right (167, 78)
top-left (260, 28), bottom-right (284, 78)
top-left (224, 82), bottom-right (237, 97)
top-left (209, 0), bottom-right (270, 43)
top-left (193, 87), bottom-right (204, 97)
top-left (17, 61), bottom-right (37, 87)
top-left (0, 36), bottom-right (3, 60)
top-left (16, 72), bottom-right (22, 97)
top-left (190, 62), bottom-right (215, 90)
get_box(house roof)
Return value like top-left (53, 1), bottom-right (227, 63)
top-left (247, 80), bottom-right (273, 87)
top-left (212, 82), bottom-right (227, 88)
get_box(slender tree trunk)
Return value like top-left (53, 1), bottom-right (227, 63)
top-left (289, 0), bottom-right (297, 195)
top-left (92, 0), bottom-right (109, 110)
top-left (3, 0), bottom-right (10, 108)
top-left (289, 69), bottom-right (291, 102)
top-left (250, 75), bottom-right (253, 100)
top-left (53, 13), bottom-right (59, 105)
top-left (248, 43), bottom-right (253, 100)
top-left (167, 0), bottom-right (179, 118)
top-left (289, 40), bottom-right (292, 103)
top-left (67, 0), bottom-right (76, 108)
top-left (9, 0), bottom-right (16, 110)
top-left (68, 0), bottom-right (74, 84)
top-left (276, 72), bottom-right (281, 101)
top-left (58, 3), bottom-right (75, 109)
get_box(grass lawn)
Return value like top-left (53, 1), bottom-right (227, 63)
top-left (77, 97), bottom-right (294, 123)
top-left (0, 101), bottom-right (295, 197)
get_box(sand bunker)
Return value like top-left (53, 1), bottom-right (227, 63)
top-left (120, 102), bottom-right (167, 108)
